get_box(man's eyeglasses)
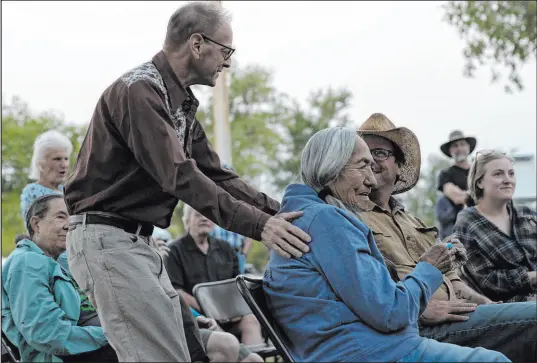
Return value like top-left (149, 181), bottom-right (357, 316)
top-left (370, 148), bottom-right (395, 161)
top-left (201, 34), bottom-right (235, 60)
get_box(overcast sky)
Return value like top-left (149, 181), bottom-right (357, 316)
top-left (3, 1), bottom-right (536, 163)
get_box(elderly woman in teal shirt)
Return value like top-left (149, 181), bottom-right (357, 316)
top-left (263, 127), bottom-right (509, 363)
top-left (2, 194), bottom-right (116, 362)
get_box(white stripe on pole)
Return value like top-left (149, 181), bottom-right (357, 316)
top-left (212, 0), bottom-right (232, 166)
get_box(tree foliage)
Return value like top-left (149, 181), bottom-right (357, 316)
top-left (1, 96), bottom-right (87, 256)
top-left (400, 153), bottom-right (451, 227)
top-left (196, 64), bottom-right (286, 187)
top-left (443, 1), bottom-right (537, 93)
top-left (271, 87), bottom-right (353, 190)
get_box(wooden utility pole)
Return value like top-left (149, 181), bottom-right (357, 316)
top-left (212, 0), bottom-right (232, 166)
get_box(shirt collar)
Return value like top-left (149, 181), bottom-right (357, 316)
top-left (16, 238), bottom-right (46, 256)
top-left (185, 233), bottom-right (220, 253)
top-left (152, 51), bottom-right (199, 111)
top-left (355, 196), bottom-right (406, 215)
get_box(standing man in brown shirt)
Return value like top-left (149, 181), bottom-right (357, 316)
top-left (354, 113), bottom-right (537, 363)
top-left (63, 3), bottom-right (310, 362)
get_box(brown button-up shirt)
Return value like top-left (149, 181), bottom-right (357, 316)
top-left (64, 51), bottom-right (279, 240)
top-left (357, 197), bottom-right (460, 301)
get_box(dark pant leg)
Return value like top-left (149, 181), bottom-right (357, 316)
top-left (59, 343), bottom-right (118, 363)
top-left (420, 302), bottom-right (537, 362)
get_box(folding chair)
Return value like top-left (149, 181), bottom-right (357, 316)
top-left (1, 331), bottom-right (20, 363)
top-left (235, 275), bottom-right (295, 363)
top-left (192, 278), bottom-right (278, 360)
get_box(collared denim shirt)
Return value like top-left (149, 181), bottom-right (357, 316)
top-left (2, 240), bottom-right (108, 362)
top-left (264, 184), bottom-right (444, 362)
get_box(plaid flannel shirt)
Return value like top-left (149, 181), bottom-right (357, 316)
top-left (209, 225), bottom-right (246, 253)
top-left (453, 203), bottom-right (537, 302)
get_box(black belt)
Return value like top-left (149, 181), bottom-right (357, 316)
top-left (69, 214), bottom-right (154, 237)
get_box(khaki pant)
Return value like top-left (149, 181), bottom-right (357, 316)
top-left (67, 222), bottom-right (191, 362)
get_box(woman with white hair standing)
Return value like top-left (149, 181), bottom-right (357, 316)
top-left (20, 130), bottom-right (73, 221)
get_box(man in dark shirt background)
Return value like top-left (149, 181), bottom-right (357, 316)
top-left (62, 2), bottom-right (310, 362)
top-left (436, 130), bottom-right (477, 238)
top-left (165, 204), bottom-right (265, 347)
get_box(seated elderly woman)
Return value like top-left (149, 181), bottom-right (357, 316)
top-left (20, 130), bottom-right (72, 221)
top-left (263, 127), bottom-right (509, 362)
top-left (454, 150), bottom-right (537, 302)
top-left (4, 196), bottom-right (260, 363)
top-left (2, 194), bottom-right (117, 362)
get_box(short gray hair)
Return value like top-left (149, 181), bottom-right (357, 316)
top-left (164, 2), bottom-right (232, 52)
top-left (25, 194), bottom-right (63, 238)
top-left (300, 127), bottom-right (357, 192)
top-left (301, 127), bottom-right (366, 215)
top-left (29, 130), bottom-right (73, 180)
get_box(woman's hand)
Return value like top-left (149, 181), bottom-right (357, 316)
top-left (419, 244), bottom-right (457, 274)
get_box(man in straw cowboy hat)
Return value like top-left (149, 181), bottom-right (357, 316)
top-left (353, 113), bottom-right (537, 363)
top-left (436, 130), bottom-right (477, 238)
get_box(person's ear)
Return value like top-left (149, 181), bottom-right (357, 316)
top-left (189, 33), bottom-right (204, 60)
top-left (30, 216), bottom-right (41, 236)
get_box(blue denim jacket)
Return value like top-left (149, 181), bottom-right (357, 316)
top-left (264, 184), bottom-right (444, 362)
top-left (1, 240), bottom-right (108, 362)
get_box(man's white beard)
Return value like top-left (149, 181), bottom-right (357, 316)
top-left (454, 154), bottom-right (467, 163)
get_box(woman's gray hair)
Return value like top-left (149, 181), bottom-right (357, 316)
top-left (182, 203), bottom-right (193, 231)
top-left (301, 126), bottom-right (366, 216)
top-left (164, 2), bottom-right (232, 52)
top-left (468, 150), bottom-right (514, 201)
top-left (25, 194), bottom-right (63, 238)
top-left (300, 127), bottom-right (357, 192)
top-left (29, 130), bottom-right (73, 180)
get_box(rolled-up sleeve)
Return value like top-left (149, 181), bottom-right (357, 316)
top-left (6, 258), bottom-right (107, 356)
top-left (112, 80), bottom-right (272, 240)
top-left (309, 209), bottom-right (443, 333)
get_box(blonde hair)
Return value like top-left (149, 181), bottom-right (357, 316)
top-left (468, 150), bottom-right (514, 201)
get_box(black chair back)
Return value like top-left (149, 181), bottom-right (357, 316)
top-left (236, 275), bottom-right (295, 363)
top-left (1, 331), bottom-right (20, 363)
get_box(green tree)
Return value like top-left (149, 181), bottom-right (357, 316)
top-left (443, 1), bottom-right (537, 93)
top-left (1, 96), bottom-right (87, 256)
top-left (401, 153), bottom-right (451, 226)
top-left (271, 87), bottom-right (353, 190)
top-left (196, 64), bottom-right (286, 186)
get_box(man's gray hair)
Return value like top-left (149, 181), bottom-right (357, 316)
top-left (164, 1), bottom-right (232, 52)
top-left (182, 203), bottom-right (193, 231)
top-left (29, 130), bottom-right (73, 180)
top-left (300, 127), bottom-right (357, 192)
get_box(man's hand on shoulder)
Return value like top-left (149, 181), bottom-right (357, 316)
top-left (261, 211), bottom-right (311, 258)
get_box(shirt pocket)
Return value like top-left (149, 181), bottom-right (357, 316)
top-left (415, 226), bottom-right (439, 239)
top-left (519, 215), bottom-right (537, 237)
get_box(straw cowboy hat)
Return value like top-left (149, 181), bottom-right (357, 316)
top-left (357, 113), bottom-right (421, 195)
top-left (440, 130), bottom-right (477, 158)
